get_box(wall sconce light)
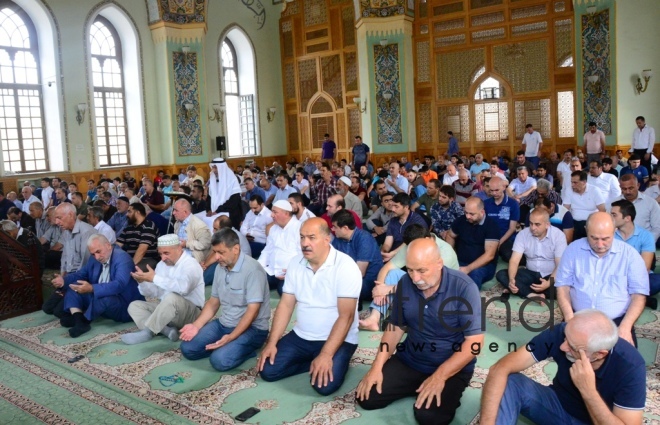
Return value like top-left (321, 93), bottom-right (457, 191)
top-left (76, 103), bottom-right (87, 125)
top-left (209, 103), bottom-right (225, 122)
top-left (353, 97), bottom-right (367, 114)
top-left (587, 74), bottom-right (602, 97)
top-left (586, 5), bottom-right (600, 27)
top-left (636, 69), bottom-right (653, 94)
top-left (267, 107), bottom-right (276, 122)
top-left (380, 39), bottom-right (388, 47)
top-left (182, 102), bottom-right (194, 121)
top-left (382, 92), bottom-right (393, 109)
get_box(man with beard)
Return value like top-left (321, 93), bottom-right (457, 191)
top-left (288, 192), bottom-right (315, 224)
top-left (205, 158), bottom-right (243, 229)
top-left (429, 185), bottom-right (464, 239)
top-left (481, 310), bottom-right (645, 425)
top-left (116, 203), bottom-right (160, 270)
top-left (445, 197), bottom-right (499, 289)
top-left (357, 238), bottom-right (483, 425)
top-left (412, 178), bottom-right (440, 215)
top-left (107, 196), bottom-right (130, 238)
top-left (336, 176), bottom-right (363, 217)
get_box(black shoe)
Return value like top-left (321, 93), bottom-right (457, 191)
top-left (60, 313), bottom-right (75, 328)
top-left (69, 313), bottom-right (91, 338)
top-left (647, 297), bottom-right (658, 310)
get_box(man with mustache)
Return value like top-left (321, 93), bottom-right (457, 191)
top-left (259, 218), bottom-right (361, 396)
top-left (480, 309), bottom-right (646, 425)
top-left (357, 238), bottom-right (483, 424)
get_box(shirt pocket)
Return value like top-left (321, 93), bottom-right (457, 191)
top-left (226, 287), bottom-right (245, 305)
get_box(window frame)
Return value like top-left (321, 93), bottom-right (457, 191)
top-left (90, 15), bottom-right (130, 167)
top-left (0, 0), bottom-right (49, 173)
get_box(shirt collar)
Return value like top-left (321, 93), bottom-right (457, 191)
top-left (301, 245), bottom-right (338, 272)
top-left (227, 251), bottom-right (245, 273)
top-left (578, 237), bottom-right (623, 256)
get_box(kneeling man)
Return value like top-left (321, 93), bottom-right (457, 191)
top-left (480, 309), bottom-right (646, 425)
top-left (259, 218), bottom-right (361, 395)
top-left (122, 234), bottom-right (205, 344)
top-left (180, 229), bottom-right (270, 371)
top-left (55, 234), bottom-right (144, 337)
top-left (356, 238), bottom-right (484, 425)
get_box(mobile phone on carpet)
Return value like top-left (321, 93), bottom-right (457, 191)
top-left (235, 407), bottom-right (260, 422)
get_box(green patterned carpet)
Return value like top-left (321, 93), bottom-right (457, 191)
top-left (0, 277), bottom-right (658, 425)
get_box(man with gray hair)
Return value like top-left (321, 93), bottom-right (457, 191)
top-left (481, 309), bottom-right (646, 425)
top-left (518, 178), bottom-right (562, 226)
top-left (1, 219), bottom-right (44, 273)
top-left (21, 185), bottom-right (39, 214)
top-left (172, 198), bottom-right (211, 263)
top-left (121, 234), bottom-right (205, 345)
top-left (180, 228), bottom-right (270, 371)
top-left (52, 234), bottom-right (143, 337)
top-left (42, 202), bottom-right (97, 318)
top-left (87, 206), bottom-right (116, 244)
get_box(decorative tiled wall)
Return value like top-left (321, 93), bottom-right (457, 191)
top-left (436, 48), bottom-right (485, 99)
top-left (321, 55), bottom-right (343, 108)
top-left (582, 9), bottom-right (611, 134)
top-left (374, 44), bottom-right (402, 145)
top-left (173, 51), bottom-right (201, 156)
top-left (493, 40), bottom-right (549, 93)
top-left (418, 103), bottom-right (432, 144)
top-left (416, 41), bottom-right (430, 83)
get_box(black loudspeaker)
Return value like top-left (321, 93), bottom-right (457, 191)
top-left (216, 136), bottom-right (226, 151)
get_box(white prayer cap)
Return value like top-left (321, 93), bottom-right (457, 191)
top-left (158, 234), bottom-right (180, 247)
top-left (272, 200), bottom-right (293, 212)
top-left (338, 176), bottom-right (352, 187)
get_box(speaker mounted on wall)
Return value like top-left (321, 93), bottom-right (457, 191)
top-left (216, 136), bottom-right (226, 151)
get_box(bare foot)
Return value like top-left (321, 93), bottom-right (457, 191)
top-left (359, 318), bottom-right (380, 331)
top-left (527, 293), bottom-right (546, 304)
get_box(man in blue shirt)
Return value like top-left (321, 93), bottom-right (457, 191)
top-left (357, 238), bottom-right (483, 425)
top-left (611, 199), bottom-right (660, 310)
top-left (484, 177), bottom-right (520, 261)
top-left (331, 210), bottom-right (383, 309)
top-left (351, 135), bottom-right (370, 169)
top-left (445, 131), bottom-right (459, 156)
top-left (446, 196), bottom-right (500, 288)
top-left (321, 134), bottom-right (336, 161)
top-left (381, 193), bottom-right (428, 261)
top-left (480, 309), bottom-right (646, 425)
top-left (619, 153), bottom-right (649, 190)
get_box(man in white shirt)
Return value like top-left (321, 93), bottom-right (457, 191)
top-left (630, 115), bottom-right (655, 176)
top-left (564, 170), bottom-right (606, 239)
top-left (336, 176), bottom-right (363, 217)
top-left (443, 164), bottom-right (459, 186)
top-left (21, 186), bottom-right (39, 214)
top-left (288, 193), bottom-right (315, 223)
top-left (522, 124), bottom-right (543, 168)
top-left (506, 166), bottom-right (537, 202)
top-left (40, 178), bottom-right (54, 209)
top-left (258, 200), bottom-right (302, 295)
top-left (240, 195), bottom-right (273, 259)
top-left (259, 217), bottom-right (361, 396)
top-left (87, 206), bottom-right (116, 244)
top-left (556, 149), bottom-right (573, 194)
top-left (587, 159), bottom-right (621, 205)
top-left (385, 162), bottom-right (410, 194)
top-left (122, 234), bottom-right (205, 344)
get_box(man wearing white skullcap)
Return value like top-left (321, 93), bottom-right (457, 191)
top-left (206, 158), bottom-right (243, 229)
top-left (121, 233), bottom-right (205, 345)
top-left (258, 200), bottom-right (302, 295)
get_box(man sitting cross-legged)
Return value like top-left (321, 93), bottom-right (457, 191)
top-left (121, 234), bottom-right (205, 344)
top-left (495, 208), bottom-right (566, 301)
top-left (180, 229), bottom-right (270, 371)
top-left (480, 309), bottom-right (646, 425)
top-left (55, 234), bottom-right (144, 338)
top-left (259, 218), bottom-right (361, 395)
top-left (356, 239), bottom-right (484, 425)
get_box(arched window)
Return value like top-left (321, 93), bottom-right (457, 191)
top-left (0, 2), bottom-right (47, 173)
top-left (221, 28), bottom-right (259, 157)
top-left (90, 16), bottom-right (128, 167)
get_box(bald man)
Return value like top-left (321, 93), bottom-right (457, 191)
top-left (173, 198), bottom-right (211, 263)
top-left (555, 212), bottom-right (648, 347)
top-left (481, 309), bottom-right (646, 425)
top-left (357, 239), bottom-right (484, 425)
top-left (259, 218), bottom-right (362, 396)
